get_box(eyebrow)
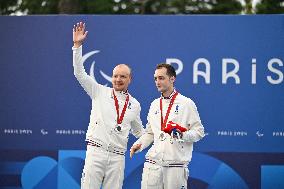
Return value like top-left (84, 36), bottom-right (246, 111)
top-left (113, 73), bottom-right (129, 77)
top-left (154, 76), bottom-right (165, 79)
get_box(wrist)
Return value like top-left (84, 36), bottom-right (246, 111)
top-left (73, 41), bottom-right (82, 48)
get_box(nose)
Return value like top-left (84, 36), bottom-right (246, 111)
top-left (155, 79), bottom-right (159, 85)
top-left (117, 76), bottom-right (122, 81)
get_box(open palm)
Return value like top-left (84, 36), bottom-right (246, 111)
top-left (73, 22), bottom-right (88, 47)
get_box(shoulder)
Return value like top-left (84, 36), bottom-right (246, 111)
top-left (95, 85), bottom-right (112, 97)
top-left (129, 95), bottom-right (141, 108)
top-left (150, 98), bottom-right (160, 107)
top-left (130, 95), bottom-right (139, 104)
top-left (177, 93), bottom-right (196, 107)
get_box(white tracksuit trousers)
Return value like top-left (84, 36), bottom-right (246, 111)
top-left (141, 162), bottom-right (189, 189)
top-left (81, 145), bottom-right (125, 189)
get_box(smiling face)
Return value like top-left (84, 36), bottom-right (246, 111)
top-left (112, 64), bottom-right (132, 92)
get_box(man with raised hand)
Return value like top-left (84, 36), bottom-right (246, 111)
top-left (130, 63), bottom-right (205, 189)
top-left (73, 21), bottom-right (144, 189)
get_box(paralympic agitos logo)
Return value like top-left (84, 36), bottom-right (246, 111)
top-left (81, 50), bottom-right (111, 86)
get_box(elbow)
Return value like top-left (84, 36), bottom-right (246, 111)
top-left (74, 71), bottom-right (84, 80)
top-left (199, 127), bottom-right (205, 139)
top-left (195, 127), bottom-right (205, 142)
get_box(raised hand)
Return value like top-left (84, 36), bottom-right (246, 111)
top-left (73, 22), bottom-right (88, 48)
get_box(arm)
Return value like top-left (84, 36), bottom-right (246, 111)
top-left (72, 22), bottom-right (103, 98)
top-left (182, 100), bottom-right (205, 143)
top-left (130, 106), bottom-right (155, 158)
top-left (130, 122), bottom-right (154, 158)
top-left (136, 122), bottom-right (155, 149)
top-left (130, 105), bottom-right (145, 138)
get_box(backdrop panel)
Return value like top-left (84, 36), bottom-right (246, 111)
top-left (0, 15), bottom-right (283, 189)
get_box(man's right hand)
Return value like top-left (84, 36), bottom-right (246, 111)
top-left (130, 143), bottom-right (142, 158)
top-left (73, 22), bottom-right (88, 48)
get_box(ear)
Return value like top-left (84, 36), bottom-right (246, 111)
top-left (129, 75), bottom-right (132, 83)
top-left (170, 76), bottom-right (175, 84)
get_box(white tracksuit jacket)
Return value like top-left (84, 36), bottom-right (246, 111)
top-left (134, 91), bottom-right (205, 165)
top-left (73, 45), bottom-right (144, 153)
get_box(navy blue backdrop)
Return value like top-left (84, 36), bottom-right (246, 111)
top-left (0, 15), bottom-right (284, 189)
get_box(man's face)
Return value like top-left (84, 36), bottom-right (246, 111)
top-left (112, 65), bottom-right (131, 92)
top-left (154, 67), bottom-right (174, 93)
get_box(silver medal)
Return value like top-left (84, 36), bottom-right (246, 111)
top-left (159, 132), bottom-right (166, 141)
top-left (115, 124), bottom-right (122, 132)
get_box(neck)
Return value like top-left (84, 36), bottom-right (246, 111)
top-left (114, 88), bottom-right (128, 93)
top-left (162, 87), bottom-right (174, 98)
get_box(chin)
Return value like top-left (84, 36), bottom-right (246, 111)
top-left (114, 86), bottom-right (125, 91)
top-left (157, 88), bottom-right (163, 92)
top-left (114, 88), bottom-right (122, 91)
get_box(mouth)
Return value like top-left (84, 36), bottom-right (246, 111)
top-left (115, 83), bottom-right (124, 87)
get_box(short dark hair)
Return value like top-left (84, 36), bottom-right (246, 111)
top-left (156, 63), bottom-right (176, 78)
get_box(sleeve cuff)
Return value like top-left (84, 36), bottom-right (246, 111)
top-left (72, 45), bottom-right (82, 51)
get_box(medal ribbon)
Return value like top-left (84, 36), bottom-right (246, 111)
top-left (113, 89), bottom-right (130, 126)
top-left (160, 91), bottom-right (179, 131)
